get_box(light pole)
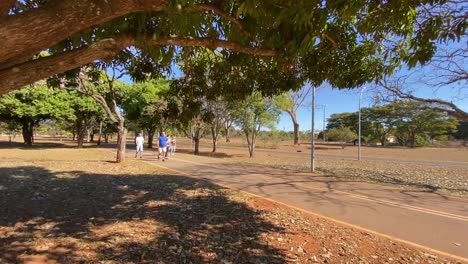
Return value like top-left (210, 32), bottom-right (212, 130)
top-left (311, 86), bottom-right (316, 172)
top-left (358, 86), bottom-right (366, 161)
top-left (323, 104), bottom-right (326, 141)
top-left (318, 104), bottom-right (327, 141)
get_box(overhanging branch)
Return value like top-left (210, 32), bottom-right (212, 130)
top-left (0, 0), bottom-right (167, 68)
top-left (0, 34), bottom-right (279, 94)
top-left (0, 0), bottom-right (16, 16)
top-left (379, 80), bottom-right (468, 120)
top-left (196, 3), bottom-right (260, 43)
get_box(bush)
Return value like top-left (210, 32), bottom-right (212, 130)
top-left (326, 127), bottom-right (357, 148)
top-left (415, 134), bottom-right (429, 147)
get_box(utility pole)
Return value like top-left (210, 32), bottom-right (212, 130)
top-left (311, 86), bottom-right (316, 172)
top-left (358, 86), bottom-right (366, 161)
top-left (317, 104), bottom-right (327, 141)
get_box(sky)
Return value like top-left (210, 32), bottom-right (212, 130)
top-left (117, 41), bottom-right (467, 132)
top-left (119, 66), bottom-right (467, 132)
top-left (277, 81), bottom-right (468, 132)
top-left (277, 39), bottom-right (468, 132)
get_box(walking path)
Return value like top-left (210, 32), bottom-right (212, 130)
top-left (146, 152), bottom-right (468, 261)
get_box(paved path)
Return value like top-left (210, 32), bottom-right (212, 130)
top-left (148, 152), bottom-right (468, 261)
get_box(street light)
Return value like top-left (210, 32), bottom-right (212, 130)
top-left (322, 104), bottom-right (326, 141)
top-left (311, 86), bottom-right (317, 172)
top-left (358, 86), bottom-right (366, 161)
top-left (317, 104), bottom-right (327, 141)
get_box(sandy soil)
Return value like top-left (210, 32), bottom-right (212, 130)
top-left (0, 144), bottom-right (465, 263)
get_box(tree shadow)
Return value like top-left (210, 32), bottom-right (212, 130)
top-left (175, 148), bottom-right (237, 158)
top-left (0, 165), bottom-right (286, 263)
top-left (0, 141), bottom-right (68, 149)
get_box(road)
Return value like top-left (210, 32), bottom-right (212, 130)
top-left (177, 142), bottom-right (468, 168)
top-left (150, 152), bottom-right (468, 262)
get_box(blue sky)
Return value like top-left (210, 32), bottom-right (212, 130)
top-left (277, 40), bottom-right (468, 132)
top-left (278, 82), bottom-right (468, 132)
top-left (118, 40), bottom-right (467, 132)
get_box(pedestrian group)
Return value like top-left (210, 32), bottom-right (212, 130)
top-left (135, 131), bottom-right (176, 161)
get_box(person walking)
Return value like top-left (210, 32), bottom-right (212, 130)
top-left (157, 132), bottom-right (168, 161)
top-left (169, 136), bottom-right (176, 155)
top-left (135, 132), bottom-right (144, 158)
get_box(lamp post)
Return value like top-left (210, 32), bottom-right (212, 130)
top-left (318, 104), bottom-right (327, 141)
top-left (311, 86), bottom-right (316, 172)
top-left (358, 86), bottom-right (366, 161)
top-left (323, 104), bottom-right (326, 140)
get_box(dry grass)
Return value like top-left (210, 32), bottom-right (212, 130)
top-left (0, 141), bottom-right (464, 263)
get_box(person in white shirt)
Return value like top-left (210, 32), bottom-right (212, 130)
top-left (169, 136), bottom-right (176, 155)
top-left (135, 132), bottom-right (144, 158)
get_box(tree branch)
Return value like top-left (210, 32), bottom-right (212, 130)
top-left (0, 0), bottom-right (167, 67)
top-left (197, 3), bottom-right (260, 43)
top-left (379, 80), bottom-right (468, 121)
top-left (0, 0), bottom-right (16, 16)
top-left (0, 34), bottom-right (279, 94)
top-left (75, 74), bottom-right (119, 124)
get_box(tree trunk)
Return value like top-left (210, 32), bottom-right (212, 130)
top-left (380, 135), bottom-right (386, 146)
top-left (194, 137), bottom-right (200, 155)
top-left (76, 119), bottom-right (86, 148)
top-left (248, 144), bottom-right (254, 157)
top-left (211, 126), bottom-right (219, 152)
top-left (97, 121), bottom-right (103, 146)
top-left (104, 133), bottom-right (109, 143)
top-left (293, 122), bottom-right (300, 145)
top-left (225, 128), bottom-right (231, 142)
top-left (86, 128), bottom-right (91, 142)
top-left (410, 132), bottom-right (416, 148)
top-left (287, 111), bottom-right (300, 145)
top-left (21, 120), bottom-right (33, 146)
top-left (116, 123), bottom-right (127, 163)
top-left (224, 122), bottom-right (231, 143)
top-left (191, 127), bottom-right (201, 155)
top-left (245, 130), bottom-right (255, 158)
top-left (147, 129), bottom-right (155, 149)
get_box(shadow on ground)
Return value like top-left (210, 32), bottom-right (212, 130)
top-left (318, 167), bottom-right (468, 195)
top-left (0, 166), bottom-right (286, 263)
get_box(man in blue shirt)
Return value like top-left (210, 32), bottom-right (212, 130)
top-left (157, 132), bottom-right (168, 161)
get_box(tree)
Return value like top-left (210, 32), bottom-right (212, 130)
top-left (64, 90), bottom-right (104, 148)
top-left (123, 79), bottom-right (171, 148)
top-left (0, 121), bottom-right (21, 142)
top-left (233, 92), bottom-right (281, 158)
top-left (327, 112), bottom-right (359, 131)
top-left (277, 86), bottom-right (311, 145)
top-left (69, 66), bottom-right (130, 162)
top-left (0, 84), bottom-right (74, 146)
top-left (362, 104), bottom-right (406, 146)
top-left (1, 0), bottom-right (462, 96)
top-left (393, 102), bottom-right (459, 147)
top-left (453, 121), bottom-right (468, 140)
top-left (326, 127), bottom-right (357, 149)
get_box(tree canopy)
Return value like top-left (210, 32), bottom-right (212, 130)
top-left (0, 84), bottom-right (75, 145)
top-left (326, 101), bottom-right (459, 147)
top-left (1, 0), bottom-right (464, 95)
